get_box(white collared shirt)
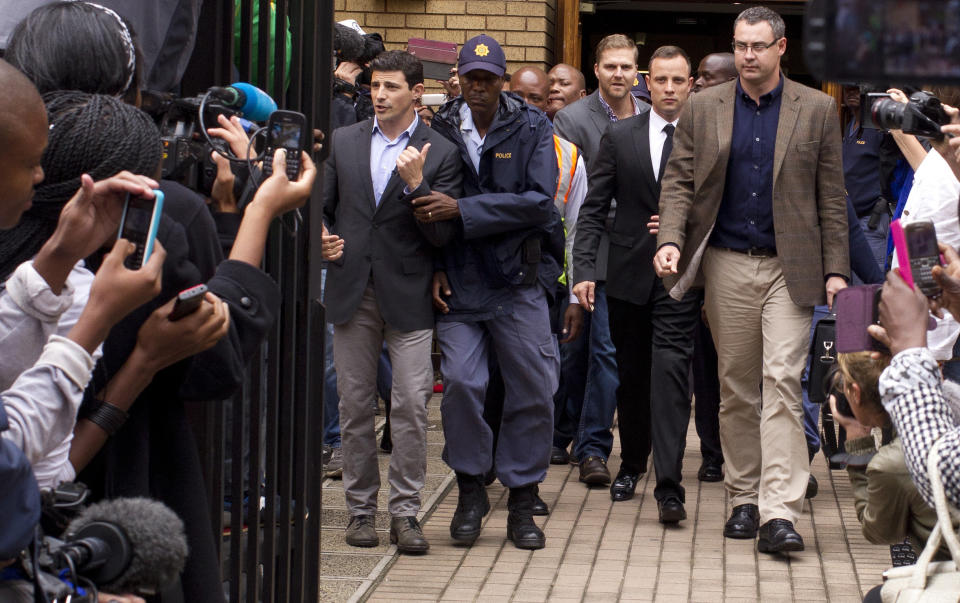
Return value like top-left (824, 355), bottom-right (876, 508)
top-left (648, 110), bottom-right (678, 181)
top-left (459, 102), bottom-right (485, 173)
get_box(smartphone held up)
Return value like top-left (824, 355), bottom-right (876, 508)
top-left (118, 190), bottom-right (164, 270)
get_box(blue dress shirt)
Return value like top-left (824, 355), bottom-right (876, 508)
top-left (370, 114), bottom-right (419, 205)
top-left (710, 76), bottom-right (784, 251)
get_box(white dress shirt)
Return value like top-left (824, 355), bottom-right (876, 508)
top-left (648, 109), bottom-right (678, 182)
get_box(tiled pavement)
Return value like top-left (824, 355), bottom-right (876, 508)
top-left (322, 395), bottom-right (894, 602)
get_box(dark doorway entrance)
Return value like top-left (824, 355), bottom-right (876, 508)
top-left (578, 1), bottom-right (812, 91)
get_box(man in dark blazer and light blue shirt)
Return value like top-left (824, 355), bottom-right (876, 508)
top-left (321, 50), bottom-right (462, 554)
top-left (573, 45), bottom-right (698, 524)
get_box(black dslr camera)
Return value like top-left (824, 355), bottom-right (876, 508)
top-left (871, 91), bottom-right (953, 140)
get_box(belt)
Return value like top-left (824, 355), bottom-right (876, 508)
top-left (718, 246), bottom-right (777, 258)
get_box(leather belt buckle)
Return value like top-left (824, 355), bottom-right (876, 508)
top-left (720, 246), bottom-right (776, 257)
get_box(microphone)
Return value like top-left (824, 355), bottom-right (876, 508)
top-left (208, 82), bottom-right (278, 121)
top-left (61, 497), bottom-right (189, 595)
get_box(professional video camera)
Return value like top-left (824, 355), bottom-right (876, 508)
top-left (140, 91), bottom-right (236, 196)
top-left (140, 83), bottom-right (278, 196)
top-left (2, 483), bottom-right (188, 602)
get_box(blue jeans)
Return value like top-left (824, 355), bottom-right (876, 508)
top-left (553, 283), bottom-right (619, 461)
top-left (860, 212), bottom-right (890, 273)
top-left (801, 304), bottom-right (831, 454)
top-left (321, 268), bottom-right (393, 448)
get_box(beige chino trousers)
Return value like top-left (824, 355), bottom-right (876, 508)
top-left (701, 247), bottom-right (813, 524)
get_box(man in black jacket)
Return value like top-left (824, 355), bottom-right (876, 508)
top-left (322, 50), bottom-right (462, 553)
top-left (573, 45), bottom-right (698, 523)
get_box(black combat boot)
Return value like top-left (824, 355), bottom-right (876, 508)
top-left (507, 484), bottom-right (546, 550)
top-left (450, 472), bottom-right (489, 544)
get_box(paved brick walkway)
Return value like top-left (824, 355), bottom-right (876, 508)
top-left (323, 395), bottom-right (894, 602)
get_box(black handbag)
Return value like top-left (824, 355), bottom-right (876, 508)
top-left (808, 312), bottom-right (836, 404)
top-left (808, 312), bottom-right (847, 467)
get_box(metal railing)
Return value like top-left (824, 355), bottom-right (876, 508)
top-left (181, 1), bottom-right (332, 601)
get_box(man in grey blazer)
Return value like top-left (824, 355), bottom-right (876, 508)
top-left (322, 50), bottom-right (463, 554)
top-left (552, 34), bottom-right (650, 499)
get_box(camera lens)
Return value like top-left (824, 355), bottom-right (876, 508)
top-left (872, 98), bottom-right (907, 131)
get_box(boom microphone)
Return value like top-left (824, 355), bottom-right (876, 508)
top-left (62, 497), bottom-right (189, 595)
top-left (208, 82), bottom-right (278, 122)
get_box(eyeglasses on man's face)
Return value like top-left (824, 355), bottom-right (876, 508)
top-left (732, 38), bottom-right (781, 54)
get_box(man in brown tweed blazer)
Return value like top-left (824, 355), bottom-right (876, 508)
top-left (654, 6), bottom-right (849, 554)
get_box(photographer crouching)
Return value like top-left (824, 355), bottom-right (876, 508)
top-left (828, 352), bottom-right (957, 557)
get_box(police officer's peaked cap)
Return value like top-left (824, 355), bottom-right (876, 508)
top-left (459, 34), bottom-right (506, 77)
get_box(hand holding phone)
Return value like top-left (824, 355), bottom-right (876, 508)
top-left (68, 239), bottom-right (166, 354)
top-left (169, 284), bottom-right (209, 321)
top-left (261, 110), bottom-right (308, 181)
top-left (118, 190), bottom-right (165, 269)
top-left (134, 290), bottom-right (231, 372)
top-left (891, 218), bottom-right (942, 297)
top-left (874, 268), bottom-right (931, 356)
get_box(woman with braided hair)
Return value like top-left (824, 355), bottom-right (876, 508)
top-left (4, 1), bottom-right (141, 102)
top-left (0, 92), bottom-right (160, 279)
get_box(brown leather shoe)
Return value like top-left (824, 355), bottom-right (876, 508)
top-left (578, 456), bottom-right (611, 485)
top-left (390, 516), bottom-right (429, 554)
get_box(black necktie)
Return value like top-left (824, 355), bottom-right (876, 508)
top-left (659, 123), bottom-right (675, 181)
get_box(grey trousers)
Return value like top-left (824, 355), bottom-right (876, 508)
top-left (333, 284), bottom-right (433, 517)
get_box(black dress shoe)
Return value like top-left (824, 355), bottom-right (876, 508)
top-left (658, 497), bottom-right (687, 524)
top-left (450, 473), bottom-right (490, 544)
top-left (757, 519), bottom-right (805, 553)
top-left (610, 468), bottom-right (640, 502)
top-left (550, 446), bottom-right (570, 465)
top-left (723, 503), bottom-right (760, 539)
top-left (579, 456), bottom-right (612, 485)
top-left (805, 474), bottom-right (819, 499)
top-left (697, 460), bottom-right (723, 482)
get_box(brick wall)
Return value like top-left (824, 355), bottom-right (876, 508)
top-left (336, 0), bottom-right (557, 88)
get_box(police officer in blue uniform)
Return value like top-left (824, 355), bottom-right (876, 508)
top-left (841, 84), bottom-right (899, 272)
top-left (420, 34), bottom-right (561, 550)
